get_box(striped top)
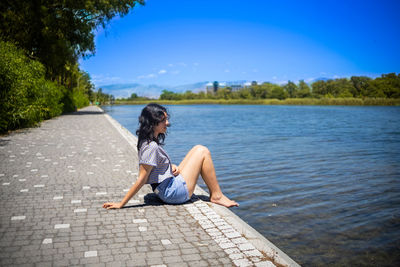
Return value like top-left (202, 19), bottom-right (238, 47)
top-left (138, 141), bottom-right (174, 184)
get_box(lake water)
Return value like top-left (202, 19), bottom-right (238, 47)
top-left (102, 104), bottom-right (400, 266)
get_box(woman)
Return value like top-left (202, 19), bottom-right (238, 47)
top-left (103, 103), bottom-right (238, 209)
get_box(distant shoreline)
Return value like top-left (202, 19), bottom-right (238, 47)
top-left (112, 98), bottom-right (400, 106)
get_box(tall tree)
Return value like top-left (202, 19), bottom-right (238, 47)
top-left (0, 0), bottom-right (144, 82)
top-left (297, 80), bottom-right (311, 98)
top-left (311, 80), bottom-right (328, 97)
top-left (376, 73), bottom-right (400, 98)
top-left (350, 76), bottom-right (372, 97)
top-left (283, 80), bottom-right (298, 98)
top-left (331, 78), bottom-right (354, 97)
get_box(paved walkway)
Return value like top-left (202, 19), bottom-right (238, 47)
top-left (0, 106), bottom-right (299, 267)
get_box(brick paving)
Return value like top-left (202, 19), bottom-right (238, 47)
top-left (0, 106), bottom-right (295, 267)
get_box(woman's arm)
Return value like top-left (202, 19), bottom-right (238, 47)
top-left (102, 164), bottom-right (153, 209)
top-left (171, 164), bottom-right (180, 176)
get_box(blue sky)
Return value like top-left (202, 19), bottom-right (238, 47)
top-left (80, 0), bottom-right (400, 88)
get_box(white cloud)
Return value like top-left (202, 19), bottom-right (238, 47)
top-left (272, 76), bottom-right (277, 80)
top-left (159, 69), bottom-right (167, 74)
top-left (193, 62), bottom-right (199, 66)
top-left (224, 69), bottom-right (230, 73)
top-left (177, 62), bottom-right (187, 67)
top-left (171, 70), bottom-right (180, 75)
top-left (168, 64), bottom-right (174, 67)
top-left (137, 73), bottom-right (156, 79)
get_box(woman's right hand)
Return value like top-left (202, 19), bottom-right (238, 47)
top-left (102, 202), bottom-right (122, 209)
top-left (172, 164), bottom-right (180, 176)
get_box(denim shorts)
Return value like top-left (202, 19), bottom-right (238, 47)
top-left (154, 174), bottom-right (190, 204)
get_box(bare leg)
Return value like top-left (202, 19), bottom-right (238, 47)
top-left (179, 145), bottom-right (238, 207)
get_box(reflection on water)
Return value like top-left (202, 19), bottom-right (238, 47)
top-left (103, 104), bottom-right (400, 266)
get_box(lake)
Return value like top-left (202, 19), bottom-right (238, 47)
top-left (102, 104), bottom-right (400, 266)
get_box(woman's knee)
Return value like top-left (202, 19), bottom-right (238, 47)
top-left (192, 145), bottom-right (210, 156)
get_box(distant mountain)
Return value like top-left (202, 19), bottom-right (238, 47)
top-left (99, 78), bottom-right (332, 98)
top-left (169, 82), bottom-right (209, 94)
top-left (100, 83), bottom-right (168, 99)
top-left (99, 82), bottom-right (209, 99)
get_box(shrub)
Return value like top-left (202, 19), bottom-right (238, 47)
top-left (0, 40), bottom-right (64, 133)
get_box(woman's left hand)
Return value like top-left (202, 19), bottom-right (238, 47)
top-left (103, 202), bottom-right (122, 209)
top-left (172, 164), bottom-right (180, 176)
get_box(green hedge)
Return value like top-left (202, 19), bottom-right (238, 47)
top-left (0, 40), bottom-right (88, 133)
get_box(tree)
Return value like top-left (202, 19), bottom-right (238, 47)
top-left (160, 90), bottom-right (181, 100)
top-left (297, 80), bottom-right (311, 98)
top-left (332, 78), bottom-right (354, 97)
top-left (129, 93), bottom-right (138, 100)
top-left (182, 90), bottom-right (196, 99)
top-left (312, 80), bottom-right (328, 98)
top-left (0, 0), bottom-right (145, 82)
top-left (270, 84), bottom-right (287, 99)
top-left (94, 88), bottom-right (113, 104)
top-left (350, 76), bottom-right (372, 97)
top-left (283, 81), bottom-right (298, 98)
top-left (197, 91), bottom-right (206, 99)
top-left (250, 84), bottom-right (267, 98)
top-left (375, 73), bottom-right (400, 98)
top-left (216, 88), bottom-right (232, 99)
top-left (0, 40), bottom-right (64, 132)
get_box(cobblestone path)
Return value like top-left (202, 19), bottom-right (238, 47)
top-left (0, 106), bottom-right (295, 266)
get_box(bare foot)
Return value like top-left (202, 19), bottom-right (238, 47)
top-left (210, 194), bottom-right (239, 207)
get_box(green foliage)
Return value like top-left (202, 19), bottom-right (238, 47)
top-left (72, 88), bottom-right (90, 110)
top-left (270, 85), bottom-right (288, 100)
top-left (0, 40), bottom-right (64, 132)
top-left (0, 0), bottom-right (145, 81)
top-left (297, 80), bottom-right (311, 98)
top-left (93, 88), bottom-right (114, 104)
top-left (0, 0), bottom-right (140, 132)
top-left (0, 40), bottom-right (96, 133)
top-left (117, 73), bottom-right (400, 107)
top-left (122, 73), bottom-right (400, 106)
top-left (235, 88), bottom-right (252, 99)
top-left (312, 75), bottom-right (400, 98)
top-left (370, 73), bottom-right (400, 98)
top-left (283, 81), bottom-right (298, 98)
top-left (216, 88), bottom-right (232, 99)
top-left (350, 76), bottom-right (372, 97)
top-left (160, 90), bottom-right (182, 100)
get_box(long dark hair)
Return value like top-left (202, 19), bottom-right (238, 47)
top-left (136, 103), bottom-right (169, 151)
